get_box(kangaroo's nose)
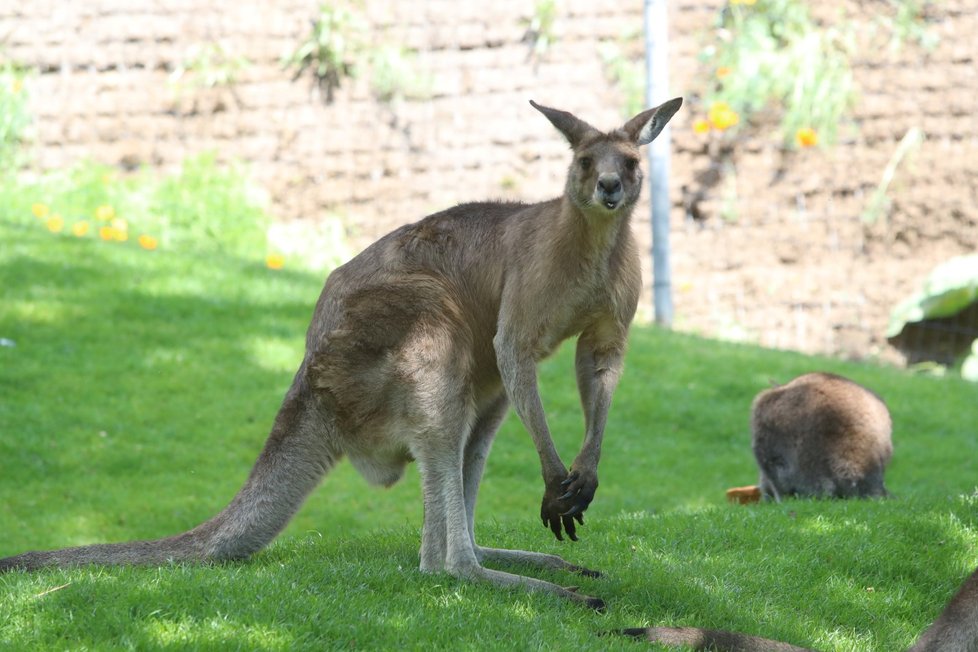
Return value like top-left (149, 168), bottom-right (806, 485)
top-left (597, 175), bottom-right (622, 195)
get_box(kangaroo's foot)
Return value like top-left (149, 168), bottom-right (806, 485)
top-left (475, 545), bottom-right (602, 578)
top-left (445, 560), bottom-right (605, 611)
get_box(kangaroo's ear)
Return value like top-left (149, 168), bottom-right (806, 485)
top-left (623, 97), bottom-right (683, 146)
top-left (530, 100), bottom-right (600, 148)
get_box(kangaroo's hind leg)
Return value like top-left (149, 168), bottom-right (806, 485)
top-left (414, 412), bottom-right (603, 610)
top-left (461, 394), bottom-right (602, 580)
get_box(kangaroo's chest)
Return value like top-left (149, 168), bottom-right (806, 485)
top-left (531, 282), bottom-right (609, 360)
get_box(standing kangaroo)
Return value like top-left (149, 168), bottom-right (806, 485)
top-left (0, 98), bottom-right (683, 609)
top-left (622, 565), bottom-right (978, 651)
top-left (751, 372), bottom-right (893, 500)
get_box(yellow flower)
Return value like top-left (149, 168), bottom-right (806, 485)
top-left (95, 205), bottom-right (115, 222)
top-left (795, 126), bottom-right (818, 148)
top-left (693, 118), bottom-right (711, 135)
top-left (111, 217), bottom-right (128, 232)
top-left (32, 203), bottom-right (50, 219)
top-left (73, 221), bottom-right (90, 237)
top-left (113, 228), bottom-right (128, 242)
top-left (46, 215), bottom-right (64, 233)
top-left (730, 0), bottom-right (757, 5)
top-left (708, 101), bottom-right (740, 131)
top-left (11, 78), bottom-right (23, 94)
top-left (99, 226), bottom-right (115, 241)
top-left (138, 234), bottom-right (158, 250)
top-left (266, 254), bottom-right (285, 270)
top-left (716, 66), bottom-right (732, 79)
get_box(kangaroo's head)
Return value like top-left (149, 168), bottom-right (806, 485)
top-left (530, 98), bottom-right (682, 216)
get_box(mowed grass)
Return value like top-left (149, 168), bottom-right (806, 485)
top-left (1, 218), bottom-right (976, 651)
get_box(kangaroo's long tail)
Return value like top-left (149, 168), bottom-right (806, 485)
top-left (619, 626), bottom-right (815, 652)
top-left (0, 377), bottom-right (337, 573)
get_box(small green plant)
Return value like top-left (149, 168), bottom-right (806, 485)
top-left (880, 0), bottom-right (939, 52)
top-left (694, 0), bottom-right (855, 148)
top-left (169, 41), bottom-right (250, 93)
top-left (283, 3), bottom-right (364, 103)
top-left (369, 46), bottom-right (432, 103)
top-left (0, 60), bottom-right (29, 169)
top-left (861, 126), bottom-right (924, 226)
top-left (598, 39), bottom-right (645, 119)
top-left (522, 0), bottom-right (558, 60)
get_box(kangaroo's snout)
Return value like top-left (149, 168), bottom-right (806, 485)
top-left (596, 174), bottom-right (623, 209)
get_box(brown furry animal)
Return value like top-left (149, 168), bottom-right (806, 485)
top-left (0, 97), bottom-right (683, 610)
top-left (751, 372), bottom-right (893, 500)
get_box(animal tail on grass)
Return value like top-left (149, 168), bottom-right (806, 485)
top-left (0, 378), bottom-right (338, 573)
top-left (617, 626), bottom-right (816, 652)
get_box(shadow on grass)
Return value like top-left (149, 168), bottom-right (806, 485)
top-left (0, 221), bottom-right (328, 549)
top-left (606, 500), bottom-right (977, 651)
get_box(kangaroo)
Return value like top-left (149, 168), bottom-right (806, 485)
top-left (621, 566), bottom-right (978, 651)
top-left (751, 372), bottom-right (893, 501)
top-left (0, 98), bottom-right (683, 609)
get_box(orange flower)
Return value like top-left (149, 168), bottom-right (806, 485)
top-left (693, 118), bottom-right (711, 135)
top-left (46, 215), bottom-right (64, 233)
top-left (708, 101), bottom-right (740, 131)
top-left (95, 205), bottom-right (115, 222)
top-left (266, 254), bottom-right (285, 270)
top-left (73, 221), bottom-right (90, 237)
top-left (32, 203), bottom-right (50, 219)
top-left (716, 66), bottom-right (732, 79)
top-left (99, 226), bottom-right (115, 241)
top-left (138, 234), bottom-right (158, 250)
top-left (795, 126), bottom-right (818, 148)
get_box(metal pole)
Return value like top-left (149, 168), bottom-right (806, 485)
top-left (644, 0), bottom-right (673, 327)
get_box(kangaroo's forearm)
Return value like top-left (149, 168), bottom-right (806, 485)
top-left (494, 339), bottom-right (566, 480)
top-left (573, 337), bottom-right (625, 470)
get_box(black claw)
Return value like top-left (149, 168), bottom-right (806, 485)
top-left (560, 477), bottom-right (573, 487)
top-left (558, 490), bottom-right (575, 501)
top-left (586, 596), bottom-right (607, 612)
top-left (562, 504), bottom-right (585, 518)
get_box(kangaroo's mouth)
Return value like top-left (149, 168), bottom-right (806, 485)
top-left (595, 193), bottom-right (622, 211)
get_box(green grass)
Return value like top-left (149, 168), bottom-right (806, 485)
top-left (1, 217), bottom-right (976, 651)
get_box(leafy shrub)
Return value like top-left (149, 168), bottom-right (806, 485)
top-left (0, 62), bottom-right (29, 169)
top-left (151, 153), bottom-right (270, 258)
top-left (3, 153), bottom-right (351, 273)
top-left (694, 0), bottom-right (855, 148)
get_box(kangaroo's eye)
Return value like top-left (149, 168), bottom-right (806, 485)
top-left (624, 157), bottom-right (639, 173)
top-left (578, 156), bottom-right (592, 171)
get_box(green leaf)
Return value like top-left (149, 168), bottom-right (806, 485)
top-left (887, 254), bottom-right (978, 337)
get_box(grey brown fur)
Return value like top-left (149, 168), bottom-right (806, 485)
top-left (751, 372), bottom-right (893, 500)
top-left (0, 98), bottom-right (683, 609)
top-left (623, 566), bottom-right (978, 651)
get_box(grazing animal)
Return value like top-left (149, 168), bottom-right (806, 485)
top-left (751, 372), bottom-right (893, 500)
top-left (621, 566), bottom-right (978, 651)
top-left (0, 97), bottom-right (683, 609)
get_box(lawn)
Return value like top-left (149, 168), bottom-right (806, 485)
top-left (0, 217), bottom-right (976, 651)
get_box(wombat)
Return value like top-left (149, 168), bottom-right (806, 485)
top-left (751, 372), bottom-right (892, 500)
